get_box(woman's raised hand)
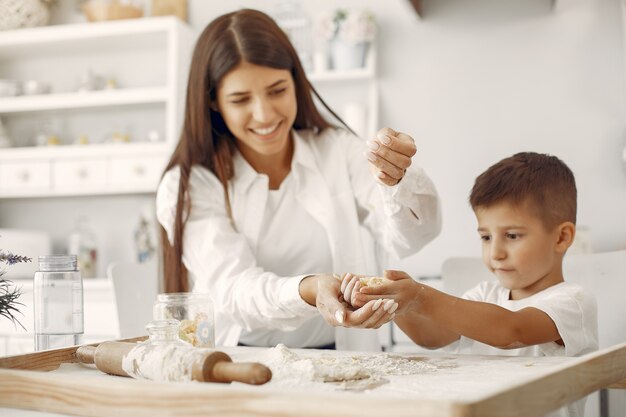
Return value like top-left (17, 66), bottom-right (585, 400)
top-left (365, 127), bottom-right (416, 186)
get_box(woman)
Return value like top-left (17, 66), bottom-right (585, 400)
top-left (156, 9), bottom-right (441, 350)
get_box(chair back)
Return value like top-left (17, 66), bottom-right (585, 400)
top-left (107, 259), bottom-right (158, 338)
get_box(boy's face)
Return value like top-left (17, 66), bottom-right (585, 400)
top-left (474, 200), bottom-right (565, 300)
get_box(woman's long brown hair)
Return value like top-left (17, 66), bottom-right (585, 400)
top-left (161, 9), bottom-right (353, 292)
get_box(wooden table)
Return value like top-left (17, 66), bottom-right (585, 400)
top-left (0, 340), bottom-right (625, 417)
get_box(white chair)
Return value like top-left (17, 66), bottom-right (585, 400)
top-left (440, 250), bottom-right (626, 417)
top-left (106, 259), bottom-right (159, 339)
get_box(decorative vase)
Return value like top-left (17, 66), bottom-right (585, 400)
top-left (330, 39), bottom-right (369, 70)
top-left (0, 0), bottom-right (51, 30)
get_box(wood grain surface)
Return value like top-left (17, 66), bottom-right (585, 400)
top-left (0, 336), bottom-right (146, 371)
top-left (0, 340), bottom-right (624, 417)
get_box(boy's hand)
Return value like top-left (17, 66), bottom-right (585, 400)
top-left (355, 270), bottom-right (419, 316)
top-left (315, 274), bottom-right (396, 329)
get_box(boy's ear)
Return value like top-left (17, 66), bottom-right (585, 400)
top-left (555, 222), bottom-right (576, 253)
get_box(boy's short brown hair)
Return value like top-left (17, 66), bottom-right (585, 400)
top-left (469, 152), bottom-right (577, 229)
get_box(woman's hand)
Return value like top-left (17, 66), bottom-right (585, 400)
top-left (300, 274), bottom-right (396, 329)
top-left (365, 127), bottom-right (416, 186)
top-left (340, 272), bottom-right (363, 307)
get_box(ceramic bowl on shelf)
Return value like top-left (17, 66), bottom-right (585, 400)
top-left (22, 80), bottom-right (51, 95)
top-left (0, 79), bottom-right (21, 97)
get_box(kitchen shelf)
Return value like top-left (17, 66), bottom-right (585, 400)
top-left (0, 87), bottom-right (168, 114)
top-left (0, 142), bottom-right (169, 160)
top-left (308, 49), bottom-right (377, 82)
top-left (0, 16), bottom-right (182, 58)
top-left (0, 16), bottom-right (194, 198)
top-left (307, 46), bottom-right (379, 140)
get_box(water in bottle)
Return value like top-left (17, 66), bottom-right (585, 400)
top-left (33, 255), bottom-right (84, 351)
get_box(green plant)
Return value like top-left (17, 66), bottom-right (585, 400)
top-left (0, 250), bottom-right (31, 330)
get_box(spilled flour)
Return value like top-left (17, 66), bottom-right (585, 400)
top-left (261, 344), bottom-right (439, 391)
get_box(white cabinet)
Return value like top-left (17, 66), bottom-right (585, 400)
top-left (0, 17), bottom-right (194, 198)
top-left (0, 160), bottom-right (50, 191)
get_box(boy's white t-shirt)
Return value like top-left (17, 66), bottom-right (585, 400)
top-left (452, 281), bottom-right (598, 417)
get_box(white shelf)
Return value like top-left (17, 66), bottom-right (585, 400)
top-left (308, 47), bottom-right (377, 83)
top-left (0, 17), bottom-right (193, 199)
top-left (0, 17), bottom-right (183, 58)
top-left (308, 67), bottom-right (374, 82)
top-left (0, 142), bottom-right (169, 161)
top-left (0, 87), bottom-right (168, 114)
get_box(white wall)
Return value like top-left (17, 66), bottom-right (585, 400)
top-left (14, 0), bottom-right (624, 279)
top-left (184, 0), bottom-right (626, 277)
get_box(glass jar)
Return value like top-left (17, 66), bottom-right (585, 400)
top-left (122, 319), bottom-right (193, 381)
top-left (143, 319), bottom-right (191, 346)
top-left (33, 255), bottom-right (84, 351)
top-left (153, 293), bottom-right (215, 348)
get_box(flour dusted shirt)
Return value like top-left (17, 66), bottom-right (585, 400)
top-left (157, 128), bottom-right (441, 350)
top-left (455, 281), bottom-right (598, 417)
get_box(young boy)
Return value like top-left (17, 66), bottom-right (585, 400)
top-left (342, 152), bottom-right (598, 417)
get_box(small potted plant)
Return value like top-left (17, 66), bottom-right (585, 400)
top-left (315, 9), bottom-right (377, 70)
top-left (0, 250), bottom-right (31, 329)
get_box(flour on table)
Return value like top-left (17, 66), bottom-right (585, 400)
top-left (262, 344), bottom-right (438, 390)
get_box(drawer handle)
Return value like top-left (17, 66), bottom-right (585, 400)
top-left (76, 168), bottom-right (88, 179)
top-left (17, 171), bottom-right (30, 182)
top-left (133, 165), bottom-right (145, 176)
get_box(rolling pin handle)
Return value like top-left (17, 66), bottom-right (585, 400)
top-left (76, 345), bottom-right (96, 364)
top-left (210, 360), bottom-right (273, 385)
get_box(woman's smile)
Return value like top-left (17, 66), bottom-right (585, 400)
top-left (249, 121), bottom-right (282, 140)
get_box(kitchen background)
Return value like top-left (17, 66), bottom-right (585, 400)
top-left (2, 0), bottom-right (625, 280)
top-left (0, 0), bottom-right (625, 414)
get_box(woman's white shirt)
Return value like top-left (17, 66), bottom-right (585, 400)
top-left (156, 128), bottom-right (441, 350)
top-left (239, 173), bottom-right (335, 348)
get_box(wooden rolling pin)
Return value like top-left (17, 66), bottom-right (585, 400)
top-left (76, 341), bottom-right (271, 385)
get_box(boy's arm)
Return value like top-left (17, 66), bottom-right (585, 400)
top-left (412, 288), bottom-right (562, 349)
top-left (357, 270), bottom-right (562, 350)
top-left (394, 310), bottom-right (461, 349)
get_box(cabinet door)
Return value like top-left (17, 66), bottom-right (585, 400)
top-left (109, 155), bottom-right (165, 190)
top-left (0, 161), bottom-right (51, 190)
top-left (53, 158), bottom-right (107, 189)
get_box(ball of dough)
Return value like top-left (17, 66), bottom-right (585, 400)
top-left (358, 276), bottom-right (390, 287)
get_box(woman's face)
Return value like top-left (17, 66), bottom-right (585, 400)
top-left (216, 61), bottom-right (297, 162)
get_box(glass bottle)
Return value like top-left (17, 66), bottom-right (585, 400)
top-left (134, 205), bottom-right (156, 263)
top-left (33, 255), bottom-right (84, 351)
top-left (153, 293), bottom-right (215, 348)
top-left (67, 216), bottom-right (98, 278)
